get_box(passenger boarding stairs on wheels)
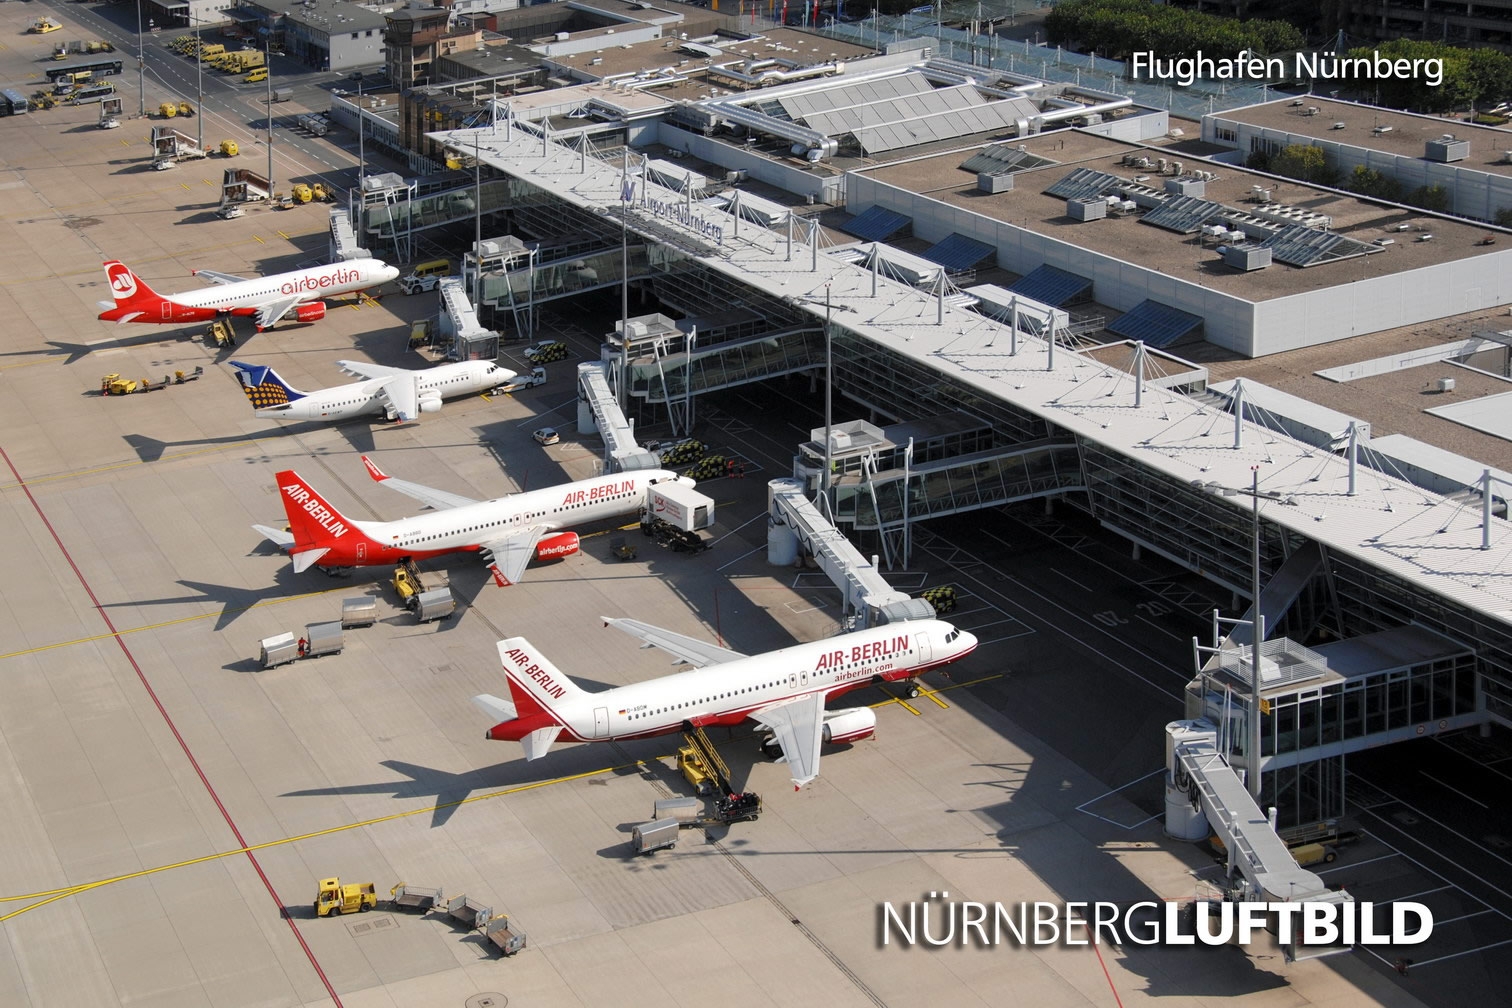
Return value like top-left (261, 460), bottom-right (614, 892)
top-left (679, 725), bottom-right (733, 797)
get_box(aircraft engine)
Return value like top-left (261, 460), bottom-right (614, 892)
top-left (418, 391), bottom-right (443, 413)
top-left (534, 531), bottom-right (580, 562)
top-left (821, 707), bottom-right (876, 744)
top-left (293, 301), bottom-right (327, 322)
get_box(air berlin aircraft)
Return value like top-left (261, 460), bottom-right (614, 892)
top-left (254, 456), bottom-right (691, 586)
top-left (97, 257), bottom-right (399, 330)
top-left (473, 617), bottom-right (979, 789)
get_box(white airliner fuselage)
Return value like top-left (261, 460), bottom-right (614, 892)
top-left (476, 618), bottom-right (979, 787)
top-left (233, 359), bottom-right (513, 422)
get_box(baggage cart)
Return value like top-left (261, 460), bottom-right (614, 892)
top-left (653, 797), bottom-right (701, 823)
top-left (304, 621), bottom-right (342, 658)
top-left (631, 818), bottom-right (679, 854)
top-left (341, 597), bottom-right (378, 628)
top-left (414, 587), bottom-right (454, 623)
top-left (483, 915), bottom-right (527, 956)
top-left (260, 632), bottom-right (298, 669)
top-left (389, 883), bottom-right (443, 911)
top-left (444, 893), bottom-right (492, 930)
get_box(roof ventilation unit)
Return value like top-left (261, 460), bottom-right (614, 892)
top-left (1426, 136), bottom-right (1469, 161)
top-left (1330, 121), bottom-right (1347, 130)
top-left (978, 172), bottom-right (1014, 193)
top-left (1372, 124), bottom-right (1393, 134)
top-left (1066, 197), bottom-right (1106, 221)
top-left (1220, 245), bottom-right (1272, 271)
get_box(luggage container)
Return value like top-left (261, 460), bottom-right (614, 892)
top-left (483, 915), bottom-right (527, 956)
top-left (303, 621), bottom-right (342, 657)
top-left (271, 87), bottom-right (292, 102)
top-left (631, 818), bottom-right (680, 854)
top-left (414, 588), bottom-right (454, 623)
top-left (341, 597), bottom-right (378, 628)
top-left (653, 797), bottom-right (701, 823)
top-left (444, 893), bottom-right (492, 930)
top-left (389, 883), bottom-right (443, 911)
top-left (260, 632), bottom-right (298, 669)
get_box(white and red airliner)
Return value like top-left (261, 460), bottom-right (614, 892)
top-left (97, 257), bottom-right (399, 330)
top-left (473, 617), bottom-right (979, 789)
top-left (254, 457), bottom-right (689, 586)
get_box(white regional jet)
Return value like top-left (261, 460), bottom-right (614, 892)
top-left (231, 359), bottom-right (514, 423)
top-left (254, 457), bottom-right (690, 586)
top-left (473, 617), bottom-right (979, 789)
top-left (97, 257), bottom-right (400, 330)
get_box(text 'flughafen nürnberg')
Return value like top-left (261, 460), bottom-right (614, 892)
top-left (1131, 50), bottom-right (1443, 89)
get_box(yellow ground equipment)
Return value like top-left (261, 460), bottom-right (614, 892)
top-left (408, 319), bottom-right (433, 349)
top-left (100, 374), bottom-right (138, 395)
top-left (310, 182), bottom-right (333, 202)
top-left (393, 560), bottom-right (424, 608)
top-left (206, 320), bottom-right (236, 348)
top-left (291, 183), bottom-right (313, 203)
top-left (314, 878), bottom-right (377, 917)
top-left (219, 139), bottom-right (239, 157)
top-left (245, 68), bottom-right (267, 84)
top-left (86, 41), bottom-right (114, 54)
top-left (31, 18), bottom-right (62, 34)
top-left (178, 101), bottom-right (194, 117)
top-left (158, 102), bottom-right (177, 118)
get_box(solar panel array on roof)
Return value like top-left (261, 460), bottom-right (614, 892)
top-left (1007, 264), bottom-right (1093, 306)
top-left (923, 233), bottom-right (996, 272)
top-left (1140, 195), bottom-right (1227, 234)
top-left (842, 205), bottom-right (911, 242)
top-left (1045, 168), bottom-right (1124, 201)
top-left (1107, 300), bottom-right (1203, 347)
top-left (780, 74), bottom-right (933, 122)
top-left (796, 82), bottom-right (1039, 155)
top-left (1260, 224), bottom-right (1383, 267)
top-left (959, 144), bottom-right (1058, 175)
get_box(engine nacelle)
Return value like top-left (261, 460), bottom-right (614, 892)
top-left (822, 706), bottom-right (876, 744)
top-left (534, 531), bottom-right (580, 562)
top-left (418, 392), bottom-right (442, 414)
top-left (293, 301), bottom-right (327, 322)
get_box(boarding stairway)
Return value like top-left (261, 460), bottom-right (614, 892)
top-left (680, 726), bottom-right (734, 796)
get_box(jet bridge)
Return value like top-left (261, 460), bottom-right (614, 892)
top-left (576, 362), bottom-right (660, 472)
top-left (1165, 720), bottom-right (1355, 963)
top-left (766, 478), bottom-right (934, 628)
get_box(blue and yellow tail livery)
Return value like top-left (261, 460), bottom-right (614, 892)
top-left (231, 360), bottom-right (305, 409)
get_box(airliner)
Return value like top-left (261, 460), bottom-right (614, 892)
top-left (472, 617), bottom-right (979, 789)
top-left (231, 359), bottom-right (515, 423)
top-left (253, 457), bottom-right (690, 586)
top-left (97, 257), bottom-right (399, 330)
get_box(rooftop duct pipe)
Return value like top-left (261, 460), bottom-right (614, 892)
top-left (705, 99), bottom-right (839, 159)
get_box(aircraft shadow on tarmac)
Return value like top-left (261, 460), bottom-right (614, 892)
top-left (98, 572), bottom-right (350, 634)
top-left (123, 418), bottom-right (383, 461)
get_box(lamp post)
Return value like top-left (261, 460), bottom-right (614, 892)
top-left (264, 30), bottom-right (274, 191)
top-left (354, 70), bottom-right (365, 186)
top-left (822, 283), bottom-right (833, 506)
top-left (134, 0), bottom-right (145, 117)
top-left (1247, 464), bottom-right (1264, 803)
top-left (193, 14), bottom-right (202, 151)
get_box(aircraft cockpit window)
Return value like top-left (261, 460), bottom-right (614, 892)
top-left (944, 630), bottom-right (958, 644)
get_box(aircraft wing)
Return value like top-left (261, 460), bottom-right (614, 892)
top-left (253, 297), bottom-right (301, 331)
top-left (336, 359), bottom-right (407, 380)
top-left (478, 525), bottom-right (551, 586)
top-left (360, 455), bottom-right (478, 510)
top-left (751, 692), bottom-right (827, 790)
top-left (375, 374), bottom-right (421, 422)
top-left (601, 616), bottom-right (747, 667)
top-left (193, 268), bottom-right (249, 286)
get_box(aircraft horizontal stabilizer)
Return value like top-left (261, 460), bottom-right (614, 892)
top-left (521, 726), bottom-right (562, 761)
top-left (252, 523), bottom-right (295, 548)
top-left (291, 547), bottom-right (330, 573)
top-left (471, 693), bottom-right (517, 724)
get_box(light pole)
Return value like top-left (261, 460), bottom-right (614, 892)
top-left (1247, 464), bottom-right (1264, 803)
top-left (822, 282), bottom-right (833, 505)
top-left (134, 0), bottom-right (145, 117)
top-left (354, 70), bottom-right (365, 186)
top-left (264, 31), bottom-right (274, 191)
top-left (193, 15), bottom-right (202, 151)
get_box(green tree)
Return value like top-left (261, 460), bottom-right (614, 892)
top-left (1344, 166), bottom-right (1401, 201)
top-left (1046, 0), bottom-right (1302, 61)
top-left (1268, 145), bottom-right (1335, 185)
top-left (1403, 185), bottom-right (1450, 212)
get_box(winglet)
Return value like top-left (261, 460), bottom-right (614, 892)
top-left (361, 455), bottom-right (389, 482)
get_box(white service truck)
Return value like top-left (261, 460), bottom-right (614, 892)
top-left (647, 481), bottom-right (715, 532)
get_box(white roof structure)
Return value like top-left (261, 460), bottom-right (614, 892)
top-left (434, 122), bottom-right (1512, 627)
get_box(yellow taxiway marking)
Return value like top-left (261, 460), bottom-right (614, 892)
top-left (275, 229), bottom-right (290, 240)
top-left (0, 762), bottom-right (635, 922)
top-left (180, 182), bottom-right (190, 191)
top-left (253, 234), bottom-right (265, 244)
top-left (916, 683), bottom-right (951, 709)
top-left (869, 672), bottom-right (1001, 716)
top-left (0, 582), bottom-right (353, 662)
